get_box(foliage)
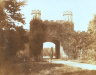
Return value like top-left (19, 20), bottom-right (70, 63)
top-left (87, 15), bottom-right (96, 49)
top-left (88, 15), bottom-right (96, 34)
top-left (43, 48), bottom-right (55, 56)
top-left (0, 0), bottom-right (26, 63)
top-left (30, 19), bottom-right (44, 61)
top-left (0, 0), bottom-right (25, 29)
top-left (79, 15), bottom-right (96, 60)
top-left (0, 26), bottom-right (28, 63)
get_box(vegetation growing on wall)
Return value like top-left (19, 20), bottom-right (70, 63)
top-left (30, 19), bottom-right (75, 61)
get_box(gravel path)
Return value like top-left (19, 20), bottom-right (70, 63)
top-left (52, 59), bottom-right (96, 70)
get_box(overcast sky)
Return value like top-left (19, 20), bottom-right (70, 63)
top-left (20, 0), bottom-right (96, 48)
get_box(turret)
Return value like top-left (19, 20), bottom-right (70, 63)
top-left (63, 11), bottom-right (73, 22)
top-left (31, 9), bottom-right (41, 20)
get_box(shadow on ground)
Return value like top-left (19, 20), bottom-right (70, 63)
top-left (0, 61), bottom-right (63, 75)
top-left (0, 60), bottom-right (96, 75)
top-left (62, 70), bottom-right (96, 75)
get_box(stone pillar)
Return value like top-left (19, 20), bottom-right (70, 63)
top-left (55, 41), bottom-right (60, 59)
top-left (38, 43), bottom-right (43, 61)
top-left (29, 39), bottom-right (36, 61)
top-left (29, 19), bottom-right (43, 62)
top-left (29, 41), bottom-right (43, 62)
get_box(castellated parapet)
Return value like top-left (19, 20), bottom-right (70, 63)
top-left (43, 20), bottom-right (74, 26)
top-left (31, 10), bottom-right (73, 23)
top-left (30, 10), bottom-right (75, 61)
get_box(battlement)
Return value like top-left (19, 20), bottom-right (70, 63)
top-left (31, 10), bottom-right (73, 24)
top-left (43, 20), bottom-right (63, 23)
top-left (43, 20), bottom-right (74, 24)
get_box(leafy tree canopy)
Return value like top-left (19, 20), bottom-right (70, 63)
top-left (0, 0), bottom-right (26, 30)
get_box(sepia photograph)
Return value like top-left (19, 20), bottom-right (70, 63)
top-left (0, 0), bottom-right (96, 75)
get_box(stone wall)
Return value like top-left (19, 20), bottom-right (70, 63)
top-left (29, 19), bottom-right (75, 61)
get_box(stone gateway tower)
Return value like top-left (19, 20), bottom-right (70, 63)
top-left (29, 10), bottom-right (74, 61)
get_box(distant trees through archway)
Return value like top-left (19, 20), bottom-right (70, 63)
top-left (43, 42), bottom-right (56, 59)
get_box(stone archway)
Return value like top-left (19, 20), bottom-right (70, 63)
top-left (43, 39), bottom-right (60, 59)
top-left (29, 19), bottom-right (74, 61)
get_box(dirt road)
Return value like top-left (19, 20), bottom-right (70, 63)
top-left (52, 59), bottom-right (96, 70)
top-left (0, 59), bottom-right (96, 75)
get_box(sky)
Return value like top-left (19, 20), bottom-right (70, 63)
top-left (43, 42), bottom-right (55, 48)
top-left (20, 0), bottom-right (96, 48)
top-left (20, 0), bottom-right (96, 31)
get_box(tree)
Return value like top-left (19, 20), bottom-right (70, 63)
top-left (88, 15), bottom-right (96, 34)
top-left (0, 0), bottom-right (25, 24)
top-left (88, 15), bottom-right (96, 49)
top-left (0, 0), bottom-right (26, 63)
top-left (86, 14), bottom-right (96, 60)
